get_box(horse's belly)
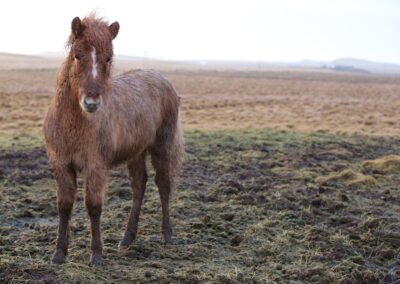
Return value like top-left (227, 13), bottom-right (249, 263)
top-left (109, 125), bottom-right (155, 165)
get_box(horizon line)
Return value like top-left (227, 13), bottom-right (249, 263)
top-left (1, 51), bottom-right (400, 66)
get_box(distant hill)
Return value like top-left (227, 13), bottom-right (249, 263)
top-left (332, 58), bottom-right (400, 74)
top-left (1, 52), bottom-right (400, 75)
top-left (0, 52), bottom-right (61, 69)
top-left (292, 58), bottom-right (400, 75)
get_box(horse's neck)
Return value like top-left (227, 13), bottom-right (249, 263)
top-left (55, 60), bottom-right (81, 114)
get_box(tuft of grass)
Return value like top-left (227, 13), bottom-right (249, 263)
top-left (315, 169), bottom-right (377, 187)
top-left (362, 155), bottom-right (400, 174)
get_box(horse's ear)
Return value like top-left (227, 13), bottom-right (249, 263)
top-left (71, 17), bottom-right (85, 38)
top-left (109, 21), bottom-right (120, 40)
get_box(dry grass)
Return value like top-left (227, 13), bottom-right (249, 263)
top-left (362, 155), bottom-right (400, 174)
top-left (173, 70), bottom-right (400, 135)
top-left (315, 169), bottom-right (377, 187)
top-left (1, 66), bottom-right (400, 140)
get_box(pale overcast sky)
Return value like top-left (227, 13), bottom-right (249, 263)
top-left (1, 0), bottom-right (399, 63)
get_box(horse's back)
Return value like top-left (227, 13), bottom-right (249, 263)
top-left (109, 68), bottom-right (180, 132)
top-left (112, 69), bottom-right (178, 101)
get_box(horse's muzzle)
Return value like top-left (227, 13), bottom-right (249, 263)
top-left (83, 96), bottom-right (102, 113)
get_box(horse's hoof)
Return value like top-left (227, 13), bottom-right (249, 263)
top-left (118, 244), bottom-right (129, 251)
top-left (51, 250), bottom-right (66, 265)
top-left (118, 236), bottom-right (133, 250)
top-left (89, 254), bottom-right (103, 266)
top-left (118, 240), bottom-right (132, 251)
top-left (164, 237), bottom-right (173, 246)
top-left (163, 233), bottom-right (173, 245)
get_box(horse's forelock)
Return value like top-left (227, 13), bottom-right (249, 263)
top-left (67, 14), bottom-right (113, 50)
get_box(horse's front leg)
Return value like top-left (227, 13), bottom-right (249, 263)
top-left (52, 165), bottom-right (77, 264)
top-left (84, 165), bottom-right (107, 266)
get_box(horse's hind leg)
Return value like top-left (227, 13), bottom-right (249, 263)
top-left (119, 153), bottom-right (147, 249)
top-left (150, 120), bottom-right (183, 244)
top-left (151, 150), bottom-right (175, 245)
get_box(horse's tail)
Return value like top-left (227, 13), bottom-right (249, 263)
top-left (168, 112), bottom-right (184, 188)
top-left (150, 80), bottom-right (184, 191)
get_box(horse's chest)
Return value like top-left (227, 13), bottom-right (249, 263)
top-left (55, 125), bottom-right (102, 167)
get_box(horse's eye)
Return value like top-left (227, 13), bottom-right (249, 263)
top-left (106, 57), bottom-right (112, 63)
top-left (75, 54), bottom-right (81, 60)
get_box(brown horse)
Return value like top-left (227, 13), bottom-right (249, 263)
top-left (43, 15), bottom-right (184, 266)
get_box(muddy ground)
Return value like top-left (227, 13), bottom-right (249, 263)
top-left (1, 129), bottom-right (400, 283)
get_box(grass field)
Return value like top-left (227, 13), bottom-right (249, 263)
top-left (1, 58), bottom-right (400, 283)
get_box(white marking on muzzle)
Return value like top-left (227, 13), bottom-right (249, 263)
top-left (91, 47), bottom-right (98, 79)
top-left (84, 97), bottom-right (101, 105)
